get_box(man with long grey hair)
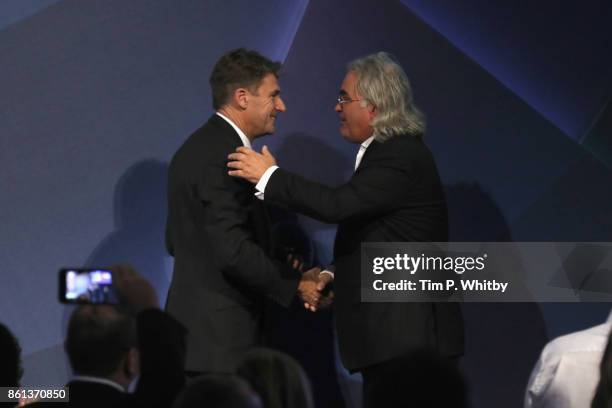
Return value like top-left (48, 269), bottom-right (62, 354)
top-left (227, 52), bottom-right (464, 404)
top-left (345, 51), bottom-right (425, 141)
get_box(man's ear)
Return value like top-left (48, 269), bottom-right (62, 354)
top-left (368, 104), bottom-right (377, 120)
top-left (233, 88), bottom-right (248, 110)
top-left (124, 348), bottom-right (140, 379)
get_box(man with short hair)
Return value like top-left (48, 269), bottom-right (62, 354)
top-left (64, 305), bottom-right (139, 392)
top-left (29, 265), bottom-right (186, 408)
top-left (165, 48), bottom-right (320, 375)
top-left (227, 52), bottom-right (464, 402)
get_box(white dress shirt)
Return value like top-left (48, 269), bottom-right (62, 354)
top-left (216, 112), bottom-right (251, 149)
top-left (524, 311), bottom-right (612, 408)
top-left (354, 135), bottom-right (375, 170)
top-left (255, 164), bottom-right (279, 199)
top-left (255, 135), bottom-right (375, 198)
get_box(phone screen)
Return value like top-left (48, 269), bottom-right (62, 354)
top-left (59, 268), bottom-right (119, 304)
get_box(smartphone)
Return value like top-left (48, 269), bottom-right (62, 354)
top-left (59, 268), bottom-right (119, 304)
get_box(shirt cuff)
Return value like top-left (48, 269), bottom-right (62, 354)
top-left (254, 165), bottom-right (279, 201)
top-left (320, 270), bottom-right (335, 279)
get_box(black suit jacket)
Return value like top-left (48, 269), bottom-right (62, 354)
top-left (165, 114), bottom-right (300, 373)
top-left (28, 309), bottom-right (186, 408)
top-left (265, 133), bottom-right (464, 371)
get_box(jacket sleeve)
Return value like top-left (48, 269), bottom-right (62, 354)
top-left (197, 162), bottom-right (300, 307)
top-left (265, 156), bottom-right (417, 224)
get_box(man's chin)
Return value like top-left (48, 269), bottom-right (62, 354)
top-left (264, 121), bottom-right (276, 134)
top-left (339, 127), bottom-right (351, 140)
top-left (252, 125), bottom-right (275, 138)
top-left (257, 129), bottom-right (274, 138)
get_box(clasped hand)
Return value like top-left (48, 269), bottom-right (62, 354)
top-left (298, 267), bottom-right (334, 312)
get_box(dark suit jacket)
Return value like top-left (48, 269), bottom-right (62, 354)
top-left (165, 114), bottom-right (300, 373)
top-left (265, 133), bottom-right (464, 371)
top-left (28, 309), bottom-right (186, 408)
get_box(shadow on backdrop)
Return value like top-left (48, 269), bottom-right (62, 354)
top-left (446, 182), bottom-right (548, 408)
top-left (271, 132), bottom-right (353, 184)
top-left (85, 159), bottom-right (171, 302)
top-left (25, 160), bottom-right (170, 388)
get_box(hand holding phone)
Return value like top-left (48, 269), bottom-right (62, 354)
top-left (59, 268), bottom-right (118, 304)
top-left (59, 265), bottom-right (159, 311)
top-left (110, 264), bottom-right (159, 312)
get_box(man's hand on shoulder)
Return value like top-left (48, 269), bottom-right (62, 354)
top-left (227, 145), bottom-right (277, 184)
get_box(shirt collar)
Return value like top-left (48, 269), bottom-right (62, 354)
top-left (71, 375), bottom-right (125, 392)
top-left (360, 135), bottom-right (375, 151)
top-left (354, 135), bottom-right (376, 171)
top-left (216, 112), bottom-right (252, 149)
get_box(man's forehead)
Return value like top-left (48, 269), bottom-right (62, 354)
top-left (258, 74), bottom-right (280, 93)
top-left (340, 72), bottom-right (358, 95)
top-left (262, 73), bottom-right (278, 85)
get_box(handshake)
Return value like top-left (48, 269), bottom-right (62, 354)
top-left (296, 264), bottom-right (334, 312)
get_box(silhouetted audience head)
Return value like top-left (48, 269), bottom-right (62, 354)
top-left (172, 375), bottom-right (261, 408)
top-left (237, 348), bottom-right (314, 408)
top-left (365, 349), bottom-right (468, 408)
top-left (64, 305), bottom-right (138, 389)
top-left (592, 327), bottom-right (612, 408)
top-left (0, 322), bottom-right (22, 387)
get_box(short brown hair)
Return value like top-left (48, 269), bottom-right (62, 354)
top-left (209, 48), bottom-right (281, 109)
top-left (64, 306), bottom-right (137, 377)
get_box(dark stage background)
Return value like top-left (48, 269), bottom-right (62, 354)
top-left (2, 1), bottom-right (612, 407)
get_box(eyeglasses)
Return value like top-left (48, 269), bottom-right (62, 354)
top-left (336, 96), bottom-right (362, 106)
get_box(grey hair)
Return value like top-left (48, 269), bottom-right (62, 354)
top-left (348, 52), bottom-right (425, 141)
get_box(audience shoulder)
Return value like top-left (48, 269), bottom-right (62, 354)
top-left (544, 322), bottom-right (612, 357)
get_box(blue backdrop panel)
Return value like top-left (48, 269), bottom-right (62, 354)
top-left (400, 0), bottom-right (612, 140)
top-left (0, 0), bottom-right (63, 30)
